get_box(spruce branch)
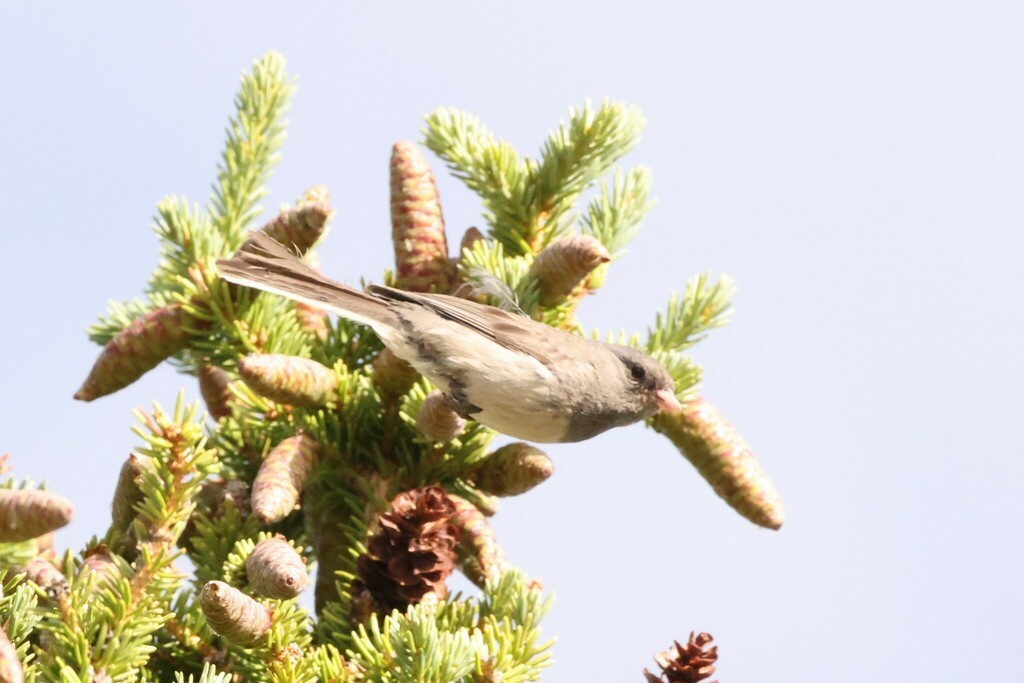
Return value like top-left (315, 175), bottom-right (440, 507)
top-left (580, 165), bottom-right (654, 258)
top-left (57, 50), bottom-right (782, 680)
top-left (533, 100), bottom-right (646, 243)
top-left (646, 273), bottom-right (735, 354)
top-left (422, 109), bottom-right (533, 255)
top-left (209, 52), bottom-right (293, 248)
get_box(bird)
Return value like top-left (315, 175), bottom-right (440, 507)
top-left (216, 232), bottom-right (681, 443)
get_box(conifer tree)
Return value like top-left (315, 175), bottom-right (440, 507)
top-left (0, 52), bottom-right (782, 681)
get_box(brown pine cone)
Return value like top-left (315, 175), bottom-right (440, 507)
top-left (644, 632), bottom-right (718, 683)
top-left (354, 486), bottom-right (459, 613)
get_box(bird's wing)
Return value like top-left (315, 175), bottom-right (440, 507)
top-left (366, 284), bottom-right (558, 365)
top-left (218, 232), bottom-right (398, 329)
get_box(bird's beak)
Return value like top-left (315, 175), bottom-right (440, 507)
top-left (654, 389), bottom-right (682, 413)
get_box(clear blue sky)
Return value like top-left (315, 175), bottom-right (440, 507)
top-left (2, 3), bottom-right (1023, 680)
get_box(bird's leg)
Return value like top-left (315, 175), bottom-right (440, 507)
top-left (441, 385), bottom-right (480, 419)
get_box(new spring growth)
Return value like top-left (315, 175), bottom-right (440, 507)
top-left (530, 233), bottom-right (611, 306)
top-left (652, 397), bottom-right (784, 530)
top-left (238, 354), bottom-right (338, 409)
top-left (390, 141), bottom-right (453, 293)
top-left (246, 535), bottom-right (308, 600)
top-left (200, 581), bottom-right (272, 647)
top-left (0, 489), bottom-right (75, 542)
top-left (416, 390), bottom-right (466, 441)
top-left (251, 433), bottom-right (318, 523)
top-left (74, 304), bottom-right (195, 401)
top-left (470, 443), bottom-right (554, 497)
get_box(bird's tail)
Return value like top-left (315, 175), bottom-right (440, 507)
top-left (216, 232), bottom-right (397, 329)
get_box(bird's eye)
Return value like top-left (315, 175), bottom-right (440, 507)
top-left (629, 363), bottom-right (646, 381)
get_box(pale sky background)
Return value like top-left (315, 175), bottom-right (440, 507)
top-left (2, 3), bottom-right (1023, 681)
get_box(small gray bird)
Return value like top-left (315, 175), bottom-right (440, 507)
top-left (217, 232), bottom-right (681, 443)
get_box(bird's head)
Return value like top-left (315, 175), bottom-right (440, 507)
top-left (610, 346), bottom-right (681, 417)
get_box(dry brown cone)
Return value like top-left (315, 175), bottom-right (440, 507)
top-left (643, 632), bottom-right (718, 683)
top-left (390, 141), bottom-right (453, 293)
top-left (197, 364), bottom-right (234, 420)
top-left (200, 580), bottom-right (272, 647)
top-left (258, 185), bottom-right (335, 255)
top-left (353, 486), bottom-right (460, 613)
top-left (238, 353), bottom-right (338, 409)
top-left (251, 434), bottom-right (319, 523)
top-left (74, 304), bottom-right (197, 401)
top-left (246, 535), bottom-right (308, 600)
top-left (469, 442), bottom-right (554, 497)
top-left (652, 396), bottom-right (784, 530)
top-left (0, 624), bottom-right (22, 683)
top-left (0, 489), bottom-right (74, 542)
top-left (448, 495), bottom-right (507, 588)
top-left (529, 233), bottom-right (611, 307)
top-left (416, 390), bottom-right (466, 441)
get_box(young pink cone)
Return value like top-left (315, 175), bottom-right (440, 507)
top-left (449, 495), bottom-right (507, 588)
top-left (371, 348), bottom-right (419, 398)
top-left (24, 557), bottom-right (69, 603)
top-left (529, 233), bottom-right (611, 306)
top-left (251, 434), bottom-right (319, 523)
top-left (416, 390), bottom-right (466, 441)
top-left (197, 364), bottom-right (234, 420)
top-left (110, 453), bottom-right (152, 532)
top-left (258, 185), bottom-right (334, 255)
top-left (0, 625), bottom-right (22, 683)
top-left (652, 397), bottom-right (784, 530)
top-left (246, 535), bottom-right (308, 600)
top-left (80, 546), bottom-right (120, 588)
top-left (200, 580), bottom-right (272, 647)
top-left (459, 227), bottom-right (485, 257)
top-left (0, 489), bottom-right (74, 542)
top-left (238, 354), bottom-right (338, 408)
top-left (75, 304), bottom-right (194, 401)
top-left (470, 443), bottom-right (554, 497)
top-left (293, 252), bottom-right (330, 339)
top-left (390, 141), bottom-right (453, 293)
